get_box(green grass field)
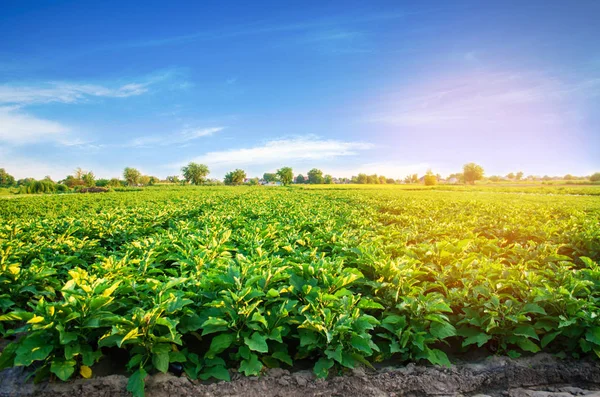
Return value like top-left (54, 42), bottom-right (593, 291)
top-left (1, 186), bottom-right (599, 396)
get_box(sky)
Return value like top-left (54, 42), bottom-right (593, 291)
top-left (1, 0), bottom-right (599, 180)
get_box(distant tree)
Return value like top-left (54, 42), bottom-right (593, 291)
top-left (0, 168), bottom-right (15, 187)
top-left (379, 175), bottom-right (387, 184)
top-left (95, 178), bottom-right (110, 187)
top-left (542, 175), bottom-right (552, 181)
top-left (506, 172), bottom-right (515, 180)
top-left (246, 177), bottom-right (260, 186)
top-left (307, 168), bottom-right (324, 184)
top-left (411, 174), bottom-right (419, 184)
top-left (563, 174), bottom-right (574, 181)
top-left (324, 175), bottom-right (333, 184)
top-left (181, 162), bottom-right (210, 185)
top-left (17, 178), bottom-right (35, 186)
top-left (224, 169), bottom-right (247, 185)
top-left (82, 171), bottom-right (95, 187)
top-left (296, 174), bottom-right (306, 184)
top-left (166, 175), bottom-right (180, 184)
top-left (276, 167), bottom-right (293, 186)
top-left (367, 174), bottom-right (379, 184)
top-left (463, 163), bottom-right (484, 185)
top-left (515, 171), bottom-right (524, 181)
top-left (74, 167), bottom-right (85, 180)
top-left (357, 174), bottom-right (368, 184)
top-left (108, 178), bottom-right (122, 187)
top-left (424, 170), bottom-right (437, 186)
top-left (590, 172), bottom-right (600, 182)
top-left (386, 178), bottom-right (395, 184)
top-left (123, 167), bottom-right (142, 186)
top-left (489, 175), bottom-right (501, 182)
top-left (148, 176), bottom-right (160, 185)
top-left (139, 175), bottom-right (151, 186)
top-left (263, 173), bottom-right (279, 183)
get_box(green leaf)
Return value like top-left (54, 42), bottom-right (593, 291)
top-left (201, 318), bottom-right (229, 336)
top-left (425, 348), bottom-right (451, 367)
top-left (521, 303), bottom-right (546, 315)
top-left (458, 328), bottom-right (492, 348)
top-left (516, 338), bottom-right (541, 353)
top-left (239, 353), bottom-right (263, 376)
top-left (357, 299), bottom-right (385, 310)
top-left (514, 325), bottom-right (539, 340)
top-left (430, 322), bottom-right (456, 340)
top-left (127, 368), bottom-right (147, 397)
top-left (314, 357), bottom-right (334, 378)
top-left (206, 333), bottom-right (235, 358)
top-left (152, 351), bottom-right (169, 373)
top-left (272, 351), bottom-right (293, 366)
top-left (585, 327), bottom-right (600, 346)
top-left (244, 332), bottom-right (268, 353)
top-left (350, 334), bottom-right (372, 355)
top-left (541, 331), bottom-right (561, 348)
top-left (325, 345), bottom-right (343, 364)
top-left (50, 359), bottom-right (76, 381)
top-left (200, 365), bottom-right (231, 381)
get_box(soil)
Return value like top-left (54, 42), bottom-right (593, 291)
top-left (0, 354), bottom-right (599, 397)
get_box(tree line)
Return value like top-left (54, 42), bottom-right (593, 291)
top-left (1, 162), bottom-right (599, 194)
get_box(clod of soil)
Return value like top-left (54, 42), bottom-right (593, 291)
top-left (0, 354), bottom-right (599, 397)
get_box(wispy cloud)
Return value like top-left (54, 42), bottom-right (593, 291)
top-left (182, 135), bottom-right (373, 169)
top-left (0, 106), bottom-right (70, 145)
top-left (366, 71), bottom-right (600, 129)
top-left (0, 71), bottom-right (178, 106)
top-left (125, 127), bottom-right (224, 148)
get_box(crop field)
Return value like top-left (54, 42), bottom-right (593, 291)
top-left (0, 186), bottom-right (599, 396)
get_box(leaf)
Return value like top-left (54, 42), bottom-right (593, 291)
top-left (430, 322), bottom-right (456, 340)
top-left (516, 338), bottom-right (541, 353)
top-left (541, 331), bottom-right (561, 348)
top-left (521, 303), bottom-right (546, 315)
top-left (118, 327), bottom-right (140, 347)
top-left (350, 334), bottom-right (373, 355)
top-left (425, 348), bottom-right (451, 367)
top-left (514, 325), bottom-right (539, 340)
top-left (152, 351), bottom-right (169, 373)
top-left (314, 357), bottom-right (334, 378)
top-left (244, 332), bottom-right (268, 353)
top-left (206, 333), bottom-right (235, 358)
top-left (239, 353), bottom-right (263, 376)
top-left (199, 365), bottom-right (230, 381)
top-left (50, 359), bottom-right (76, 381)
top-left (585, 327), bottom-right (600, 346)
top-left (27, 316), bottom-right (45, 324)
top-left (272, 351), bottom-right (293, 366)
top-left (127, 368), bottom-right (147, 397)
top-left (357, 299), bottom-right (385, 310)
top-left (201, 318), bottom-right (229, 336)
top-left (80, 365), bottom-right (92, 379)
top-left (458, 328), bottom-right (493, 348)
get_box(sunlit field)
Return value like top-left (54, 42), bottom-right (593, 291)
top-left (1, 186), bottom-right (599, 394)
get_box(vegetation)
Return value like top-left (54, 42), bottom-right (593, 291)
top-left (307, 168), bottom-right (324, 184)
top-left (124, 168), bottom-right (142, 186)
top-left (181, 163), bottom-right (210, 185)
top-left (224, 169), bottom-right (247, 186)
top-left (463, 163), bottom-right (484, 184)
top-left (0, 186), bottom-right (598, 396)
top-left (276, 167), bottom-right (293, 186)
top-left (424, 170), bottom-right (437, 186)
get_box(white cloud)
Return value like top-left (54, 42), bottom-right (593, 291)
top-left (0, 106), bottom-right (69, 145)
top-left (125, 127), bottom-right (224, 148)
top-left (186, 136), bottom-right (373, 168)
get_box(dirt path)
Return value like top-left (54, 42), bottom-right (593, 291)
top-left (0, 354), bottom-right (598, 397)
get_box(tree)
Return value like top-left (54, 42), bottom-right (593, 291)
top-left (357, 174), bottom-right (368, 184)
top-left (379, 175), bottom-right (387, 184)
top-left (324, 175), bottom-right (333, 184)
top-left (515, 171), bottom-right (524, 181)
top-left (424, 170), bottom-right (437, 186)
top-left (386, 178), bottom-right (395, 184)
top-left (108, 178), bottom-right (122, 187)
top-left (166, 176), bottom-right (180, 184)
top-left (246, 177), bottom-right (260, 185)
top-left (224, 169), bottom-right (247, 185)
top-left (563, 174), bottom-right (574, 181)
top-left (506, 172), bottom-right (515, 179)
top-left (82, 171), bottom-right (95, 187)
top-left (590, 172), bottom-right (600, 182)
top-left (95, 178), bottom-right (109, 187)
top-left (123, 167), bottom-right (141, 186)
top-left (296, 174), bottom-right (306, 184)
top-left (367, 174), bottom-right (379, 184)
top-left (263, 173), bottom-right (278, 183)
top-left (181, 162), bottom-right (210, 185)
top-left (463, 163), bottom-right (484, 185)
top-left (307, 168), bottom-right (324, 184)
top-left (276, 167), bottom-right (293, 186)
top-left (139, 175), bottom-right (151, 186)
top-left (489, 175), bottom-right (501, 182)
top-left (0, 168), bottom-right (15, 187)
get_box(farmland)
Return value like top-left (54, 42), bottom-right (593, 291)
top-left (0, 186), bottom-right (599, 396)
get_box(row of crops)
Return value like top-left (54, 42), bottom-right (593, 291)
top-left (0, 187), bottom-right (599, 396)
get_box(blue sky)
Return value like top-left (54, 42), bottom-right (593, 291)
top-left (1, 0), bottom-right (599, 180)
